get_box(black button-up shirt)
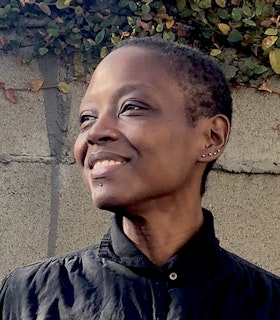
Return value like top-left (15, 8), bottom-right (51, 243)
top-left (1, 209), bottom-right (280, 319)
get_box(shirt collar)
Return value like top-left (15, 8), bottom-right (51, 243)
top-left (98, 209), bottom-right (221, 276)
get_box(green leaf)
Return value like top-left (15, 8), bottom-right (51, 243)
top-left (255, 4), bottom-right (263, 16)
top-left (9, 39), bottom-right (21, 50)
top-left (198, 0), bottom-right (211, 9)
top-left (232, 8), bottom-right (242, 21)
top-left (119, 0), bottom-right (129, 8)
top-left (227, 29), bottom-right (243, 42)
top-left (215, 0), bottom-right (226, 8)
top-left (141, 4), bottom-right (150, 14)
top-left (163, 31), bottom-right (175, 41)
top-left (254, 66), bottom-right (268, 74)
top-left (190, 3), bottom-right (200, 12)
top-left (55, 0), bottom-right (70, 10)
top-left (129, 1), bottom-right (138, 11)
top-left (39, 47), bottom-right (49, 55)
top-left (47, 28), bottom-right (59, 37)
top-left (156, 23), bottom-right (164, 33)
top-left (100, 19), bottom-right (112, 28)
top-left (95, 29), bottom-right (105, 44)
top-left (74, 6), bottom-right (83, 16)
top-left (244, 59), bottom-right (255, 70)
top-left (84, 38), bottom-right (94, 51)
top-left (243, 19), bottom-right (256, 27)
top-left (269, 48), bottom-right (280, 74)
top-left (0, 8), bottom-right (8, 19)
top-left (217, 8), bottom-right (229, 19)
top-left (242, 5), bottom-right (251, 17)
top-left (100, 46), bottom-right (108, 58)
top-left (177, 0), bottom-right (186, 12)
top-left (265, 28), bottom-right (278, 36)
top-left (262, 4), bottom-right (273, 18)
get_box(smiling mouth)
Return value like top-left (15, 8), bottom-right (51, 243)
top-left (93, 160), bottom-right (124, 170)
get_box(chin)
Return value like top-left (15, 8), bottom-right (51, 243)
top-left (91, 192), bottom-right (126, 213)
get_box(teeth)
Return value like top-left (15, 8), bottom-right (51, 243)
top-left (93, 160), bottom-right (122, 170)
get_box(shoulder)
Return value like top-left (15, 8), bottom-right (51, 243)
top-left (0, 244), bottom-right (101, 302)
top-left (219, 247), bottom-right (280, 293)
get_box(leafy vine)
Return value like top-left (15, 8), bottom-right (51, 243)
top-left (0, 0), bottom-right (279, 103)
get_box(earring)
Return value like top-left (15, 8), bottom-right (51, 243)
top-left (201, 149), bottom-right (221, 158)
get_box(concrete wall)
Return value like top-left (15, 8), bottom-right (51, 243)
top-left (0, 51), bottom-right (279, 280)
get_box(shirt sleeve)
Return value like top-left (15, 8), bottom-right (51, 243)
top-left (0, 273), bottom-right (14, 320)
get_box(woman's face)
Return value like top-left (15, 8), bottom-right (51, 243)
top-left (74, 46), bottom-right (207, 213)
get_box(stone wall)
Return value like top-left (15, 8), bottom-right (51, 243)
top-left (0, 51), bottom-right (279, 280)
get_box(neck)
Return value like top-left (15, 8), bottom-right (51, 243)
top-left (122, 203), bottom-right (204, 267)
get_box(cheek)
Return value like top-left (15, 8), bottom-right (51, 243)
top-left (73, 134), bottom-right (87, 167)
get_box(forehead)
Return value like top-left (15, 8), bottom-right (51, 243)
top-left (85, 47), bottom-right (178, 91)
top-left (81, 46), bottom-right (184, 107)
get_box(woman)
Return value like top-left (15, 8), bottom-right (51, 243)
top-left (1, 37), bottom-right (279, 319)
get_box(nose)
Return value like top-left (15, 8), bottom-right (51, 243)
top-left (86, 114), bottom-right (119, 145)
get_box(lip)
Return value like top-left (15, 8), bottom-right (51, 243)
top-left (88, 151), bottom-right (129, 177)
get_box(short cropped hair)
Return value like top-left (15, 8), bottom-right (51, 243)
top-left (115, 37), bottom-right (233, 195)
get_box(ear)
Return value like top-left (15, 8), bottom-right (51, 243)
top-left (198, 114), bottom-right (230, 163)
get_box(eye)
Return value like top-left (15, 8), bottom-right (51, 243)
top-left (79, 112), bottom-right (97, 131)
top-left (80, 114), bottom-right (94, 124)
top-left (118, 102), bottom-right (148, 116)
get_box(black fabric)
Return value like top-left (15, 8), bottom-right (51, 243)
top-left (1, 209), bottom-right (280, 319)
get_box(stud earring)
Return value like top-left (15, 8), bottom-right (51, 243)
top-left (202, 149), bottom-right (221, 158)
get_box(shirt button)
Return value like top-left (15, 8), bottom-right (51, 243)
top-left (169, 272), bottom-right (178, 281)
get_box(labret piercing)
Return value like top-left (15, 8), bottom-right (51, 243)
top-left (201, 149), bottom-right (221, 158)
top-left (98, 183), bottom-right (103, 187)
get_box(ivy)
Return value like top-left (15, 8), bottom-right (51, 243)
top-left (0, 0), bottom-right (279, 86)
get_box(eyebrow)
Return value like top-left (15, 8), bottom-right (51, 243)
top-left (112, 83), bottom-right (154, 100)
top-left (79, 82), bottom-right (155, 113)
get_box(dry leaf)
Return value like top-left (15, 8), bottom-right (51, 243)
top-left (38, 3), bottom-right (51, 16)
top-left (20, 0), bottom-right (35, 6)
top-left (166, 19), bottom-right (175, 29)
top-left (260, 19), bottom-right (272, 28)
top-left (5, 88), bottom-right (18, 104)
top-left (121, 31), bottom-right (130, 37)
top-left (261, 36), bottom-right (277, 51)
top-left (30, 78), bottom-right (44, 92)
top-left (57, 82), bottom-right (70, 94)
top-left (38, 29), bottom-right (46, 37)
top-left (0, 37), bottom-right (7, 47)
top-left (258, 83), bottom-right (273, 93)
top-left (55, 17), bottom-right (64, 24)
top-left (210, 49), bottom-right (222, 56)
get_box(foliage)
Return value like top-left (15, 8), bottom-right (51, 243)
top-left (0, 0), bottom-right (279, 85)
